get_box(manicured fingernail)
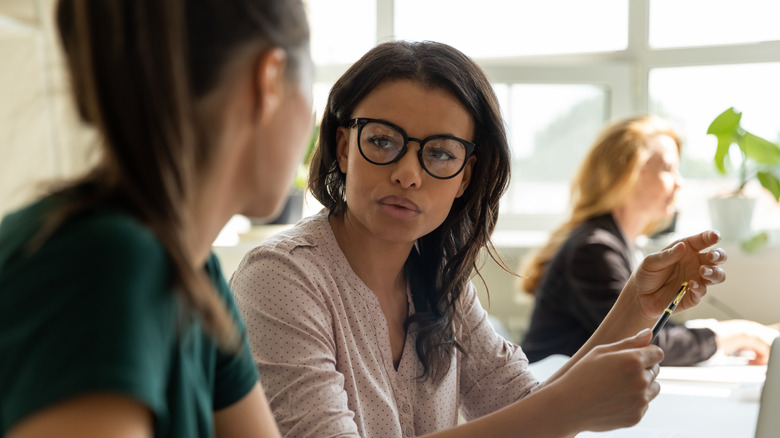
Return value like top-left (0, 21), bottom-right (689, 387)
top-left (636, 328), bottom-right (651, 338)
top-left (703, 267), bottom-right (713, 277)
top-left (690, 280), bottom-right (699, 289)
top-left (711, 230), bottom-right (721, 240)
top-left (711, 250), bottom-right (720, 261)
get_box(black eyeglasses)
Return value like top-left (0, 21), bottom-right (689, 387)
top-left (345, 117), bottom-right (476, 180)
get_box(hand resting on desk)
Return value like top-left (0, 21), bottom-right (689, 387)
top-left (711, 319), bottom-right (780, 365)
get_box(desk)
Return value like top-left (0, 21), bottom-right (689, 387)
top-left (579, 385), bottom-right (759, 437)
top-left (529, 356), bottom-right (764, 437)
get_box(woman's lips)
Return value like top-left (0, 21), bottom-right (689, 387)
top-left (379, 196), bottom-right (421, 220)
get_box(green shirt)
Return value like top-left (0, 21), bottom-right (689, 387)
top-left (0, 198), bottom-right (258, 437)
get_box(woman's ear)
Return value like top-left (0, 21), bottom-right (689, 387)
top-left (456, 155), bottom-right (477, 198)
top-left (336, 126), bottom-right (350, 174)
top-left (253, 48), bottom-right (287, 122)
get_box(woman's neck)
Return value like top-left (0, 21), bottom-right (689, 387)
top-left (186, 191), bottom-right (236, 269)
top-left (186, 142), bottom-right (247, 268)
top-left (610, 205), bottom-right (648, 243)
top-left (328, 213), bottom-right (411, 297)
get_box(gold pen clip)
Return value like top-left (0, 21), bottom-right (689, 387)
top-left (671, 282), bottom-right (689, 307)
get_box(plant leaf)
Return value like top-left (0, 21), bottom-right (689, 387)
top-left (743, 132), bottom-right (780, 165)
top-left (713, 136), bottom-right (732, 174)
top-left (707, 108), bottom-right (742, 175)
top-left (707, 107), bottom-right (741, 135)
top-left (757, 171), bottom-right (780, 201)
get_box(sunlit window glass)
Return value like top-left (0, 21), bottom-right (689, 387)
top-left (649, 63), bottom-right (780, 234)
top-left (395, 0), bottom-right (627, 58)
top-left (496, 84), bottom-right (607, 222)
top-left (307, 0), bottom-right (376, 64)
top-left (312, 82), bottom-right (332, 121)
top-left (650, 0), bottom-right (780, 48)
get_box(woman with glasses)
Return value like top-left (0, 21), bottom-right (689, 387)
top-left (0, 0), bottom-right (311, 436)
top-left (231, 41), bottom-right (727, 437)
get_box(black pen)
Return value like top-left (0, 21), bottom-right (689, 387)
top-left (651, 282), bottom-right (689, 343)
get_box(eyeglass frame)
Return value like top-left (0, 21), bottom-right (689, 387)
top-left (344, 117), bottom-right (476, 180)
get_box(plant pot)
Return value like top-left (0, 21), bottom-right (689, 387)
top-left (269, 189), bottom-right (305, 225)
top-left (707, 196), bottom-right (755, 243)
top-left (249, 189), bottom-right (305, 226)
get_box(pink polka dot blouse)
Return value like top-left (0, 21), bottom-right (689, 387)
top-left (230, 211), bottom-right (540, 437)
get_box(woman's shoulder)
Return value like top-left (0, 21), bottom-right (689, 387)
top-left (241, 210), bottom-right (335, 266)
top-left (547, 214), bottom-right (631, 275)
top-left (0, 199), bottom-right (162, 259)
top-left (567, 214), bottom-right (626, 251)
top-left (57, 207), bottom-right (167, 271)
top-left (0, 199), bottom-right (170, 297)
top-left (231, 210), bottom-right (348, 294)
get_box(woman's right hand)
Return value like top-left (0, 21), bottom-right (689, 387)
top-left (628, 230), bottom-right (726, 321)
top-left (549, 328), bottom-right (663, 433)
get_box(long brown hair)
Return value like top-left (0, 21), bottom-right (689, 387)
top-left (520, 115), bottom-right (681, 294)
top-left (309, 41), bottom-right (511, 381)
top-left (50, 0), bottom-right (309, 348)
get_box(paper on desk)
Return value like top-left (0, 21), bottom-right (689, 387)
top-left (657, 364), bottom-right (767, 385)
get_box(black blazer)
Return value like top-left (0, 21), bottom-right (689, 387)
top-left (521, 213), bottom-right (717, 366)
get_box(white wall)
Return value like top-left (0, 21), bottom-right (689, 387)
top-left (0, 0), bottom-right (94, 218)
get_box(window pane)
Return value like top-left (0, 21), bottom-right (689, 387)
top-left (308, 0), bottom-right (375, 64)
top-left (312, 82), bottom-right (332, 121)
top-left (649, 63), bottom-right (780, 234)
top-left (497, 84), bottom-right (607, 223)
top-left (395, 0), bottom-right (627, 58)
top-left (650, 0), bottom-right (780, 48)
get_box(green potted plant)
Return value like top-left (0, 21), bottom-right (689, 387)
top-left (706, 107), bottom-right (780, 246)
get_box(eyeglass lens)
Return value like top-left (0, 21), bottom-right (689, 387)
top-left (358, 120), bottom-right (469, 179)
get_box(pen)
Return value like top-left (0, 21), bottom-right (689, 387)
top-left (651, 282), bottom-right (689, 343)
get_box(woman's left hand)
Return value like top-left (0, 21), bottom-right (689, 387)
top-left (627, 230), bottom-right (726, 320)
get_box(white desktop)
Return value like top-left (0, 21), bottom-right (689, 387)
top-left (528, 354), bottom-right (766, 438)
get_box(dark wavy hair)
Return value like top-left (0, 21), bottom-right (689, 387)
top-left (51, 0), bottom-right (309, 349)
top-left (309, 41), bottom-right (511, 381)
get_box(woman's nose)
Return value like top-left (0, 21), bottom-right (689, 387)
top-left (675, 170), bottom-right (684, 189)
top-left (391, 143), bottom-right (423, 188)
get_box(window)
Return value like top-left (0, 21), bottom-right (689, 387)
top-left (497, 84), bottom-right (607, 217)
top-left (394, 0), bottom-right (628, 58)
top-left (650, 0), bottom-right (780, 48)
top-left (307, 0), bottom-right (780, 236)
top-left (649, 62), bottom-right (780, 234)
top-left (308, 0), bottom-right (376, 64)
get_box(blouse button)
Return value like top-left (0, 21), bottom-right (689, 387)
top-left (402, 404), bottom-right (410, 413)
top-left (405, 427), bottom-right (413, 437)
